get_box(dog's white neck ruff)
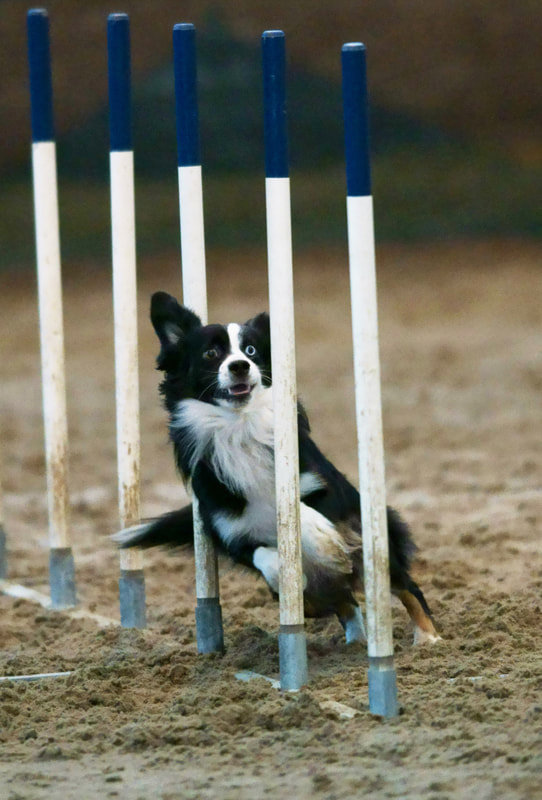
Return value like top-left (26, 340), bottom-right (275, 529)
top-left (172, 385), bottom-right (352, 576)
top-left (173, 386), bottom-right (275, 496)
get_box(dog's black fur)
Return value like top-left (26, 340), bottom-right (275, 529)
top-left (116, 292), bottom-right (439, 644)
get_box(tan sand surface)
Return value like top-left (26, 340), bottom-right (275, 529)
top-left (1, 241), bottom-right (541, 799)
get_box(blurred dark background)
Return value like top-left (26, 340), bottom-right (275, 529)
top-left (1, 0), bottom-right (541, 269)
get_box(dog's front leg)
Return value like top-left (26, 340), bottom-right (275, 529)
top-left (337, 604), bottom-right (367, 644)
top-left (253, 546), bottom-right (279, 592)
top-left (253, 546), bottom-right (308, 594)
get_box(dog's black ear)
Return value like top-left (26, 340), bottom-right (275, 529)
top-left (245, 311), bottom-right (270, 338)
top-left (150, 292), bottom-right (201, 370)
top-left (245, 312), bottom-right (271, 382)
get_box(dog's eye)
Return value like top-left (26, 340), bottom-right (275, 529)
top-left (245, 345), bottom-right (257, 357)
top-left (203, 348), bottom-right (219, 361)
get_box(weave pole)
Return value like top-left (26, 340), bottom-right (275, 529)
top-left (107, 13), bottom-right (146, 628)
top-left (341, 43), bottom-right (398, 717)
top-left (27, 9), bottom-right (76, 609)
top-left (262, 30), bottom-right (308, 691)
top-left (173, 23), bottom-right (224, 654)
top-left (0, 447), bottom-right (6, 578)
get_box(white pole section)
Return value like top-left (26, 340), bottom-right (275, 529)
top-left (342, 42), bottom-right (398, 716)
top-left (266, 178), bottom-right (305, 629)
top-left (347, 194), bottom-right (395, 657)
top-left (178, 166), bottom-right (208, 320)
top-left (262, 30), bottom-right (308, 692)
top-left (27, 9), bottom-right (76, 608)
top-left (0, 438), bottom-right (6, 578)
top-left (108, 13), bottom-right (146, 628)
top-left (173, 23), bottom-right (224, 653)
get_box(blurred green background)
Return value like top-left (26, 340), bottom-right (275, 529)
top-left (1, 1), bottom-right (541, 269)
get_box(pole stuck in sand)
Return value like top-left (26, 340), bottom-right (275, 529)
top-left (107, 12), bottom-right (147, 628)
top-left (173, 22), bottom-right (225, 654)
top-left (342, 41), bottom-right (399, 717)
top-left (262, 29), bottom-right (308, 692)
top-left (27, 8), bottom-right (76, 609)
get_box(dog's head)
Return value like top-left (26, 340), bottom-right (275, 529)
top-left (151, 291), bottom-right (271, 409)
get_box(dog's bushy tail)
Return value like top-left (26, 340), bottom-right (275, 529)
top-left (112, 505), bottom-right (194, 550)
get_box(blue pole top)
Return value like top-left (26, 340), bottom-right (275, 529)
top-left (107, 13), bottom-right (132, 151)
top-left (173, 23), bottom-right (200, 167)
top-left (27, 8), bottom-right (54, 142)
top-left (341, 42), bottom-right (372, 196)
top-left (262, 30), bottom-right (289, 178)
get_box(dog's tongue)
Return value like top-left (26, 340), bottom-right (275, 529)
top-left (229, 383), bottom-right (251, 396)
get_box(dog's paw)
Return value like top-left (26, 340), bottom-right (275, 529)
top-left (342, 607), bottom-right (367, 644)
top-left (413, 627), bottom-right (442, 645)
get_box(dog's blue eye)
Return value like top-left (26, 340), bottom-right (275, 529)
top-left (245, 345), bottom-right (256, 357)
top-left (203, 348), bottom-right (218, 360)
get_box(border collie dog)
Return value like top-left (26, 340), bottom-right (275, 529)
top-left (116, 291), bottom-right (439, 645)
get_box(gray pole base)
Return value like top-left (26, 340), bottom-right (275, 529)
top-left (195, 597), bottom-right (225, 653)
top-left (279, 625), bottom-right (308, 691)
top-left (368, 655), bottom-right (399, 717)
top-left (0, 524), bottom-right (6, 579)
top-left (119, 569), bottom-right (147, 629)
top-left (49, 548), bottom-right (77, 609)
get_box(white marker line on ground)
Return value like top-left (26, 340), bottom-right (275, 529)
top-left (0, 671), bottom-right (72, 683)
top-left (448, 674), bottom-right (509, 683)
top-left (0, 579), bottom-right (117, 628)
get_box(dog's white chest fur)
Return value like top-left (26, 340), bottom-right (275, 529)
top-left (172, 389), bottom-right (351, 577)
top-left (174, 388), bottom-right (277, 546)
top-left (174, 387), bottom-right (276, 499)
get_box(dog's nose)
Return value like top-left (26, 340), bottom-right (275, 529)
top-left (229, 359), bottom-right (250, 376)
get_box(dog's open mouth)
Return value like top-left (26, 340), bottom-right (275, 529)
top-left (228, 383), bottom-right (253, 398)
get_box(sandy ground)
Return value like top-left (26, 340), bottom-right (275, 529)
top-left (0, 241), bottom-right (541, 799)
